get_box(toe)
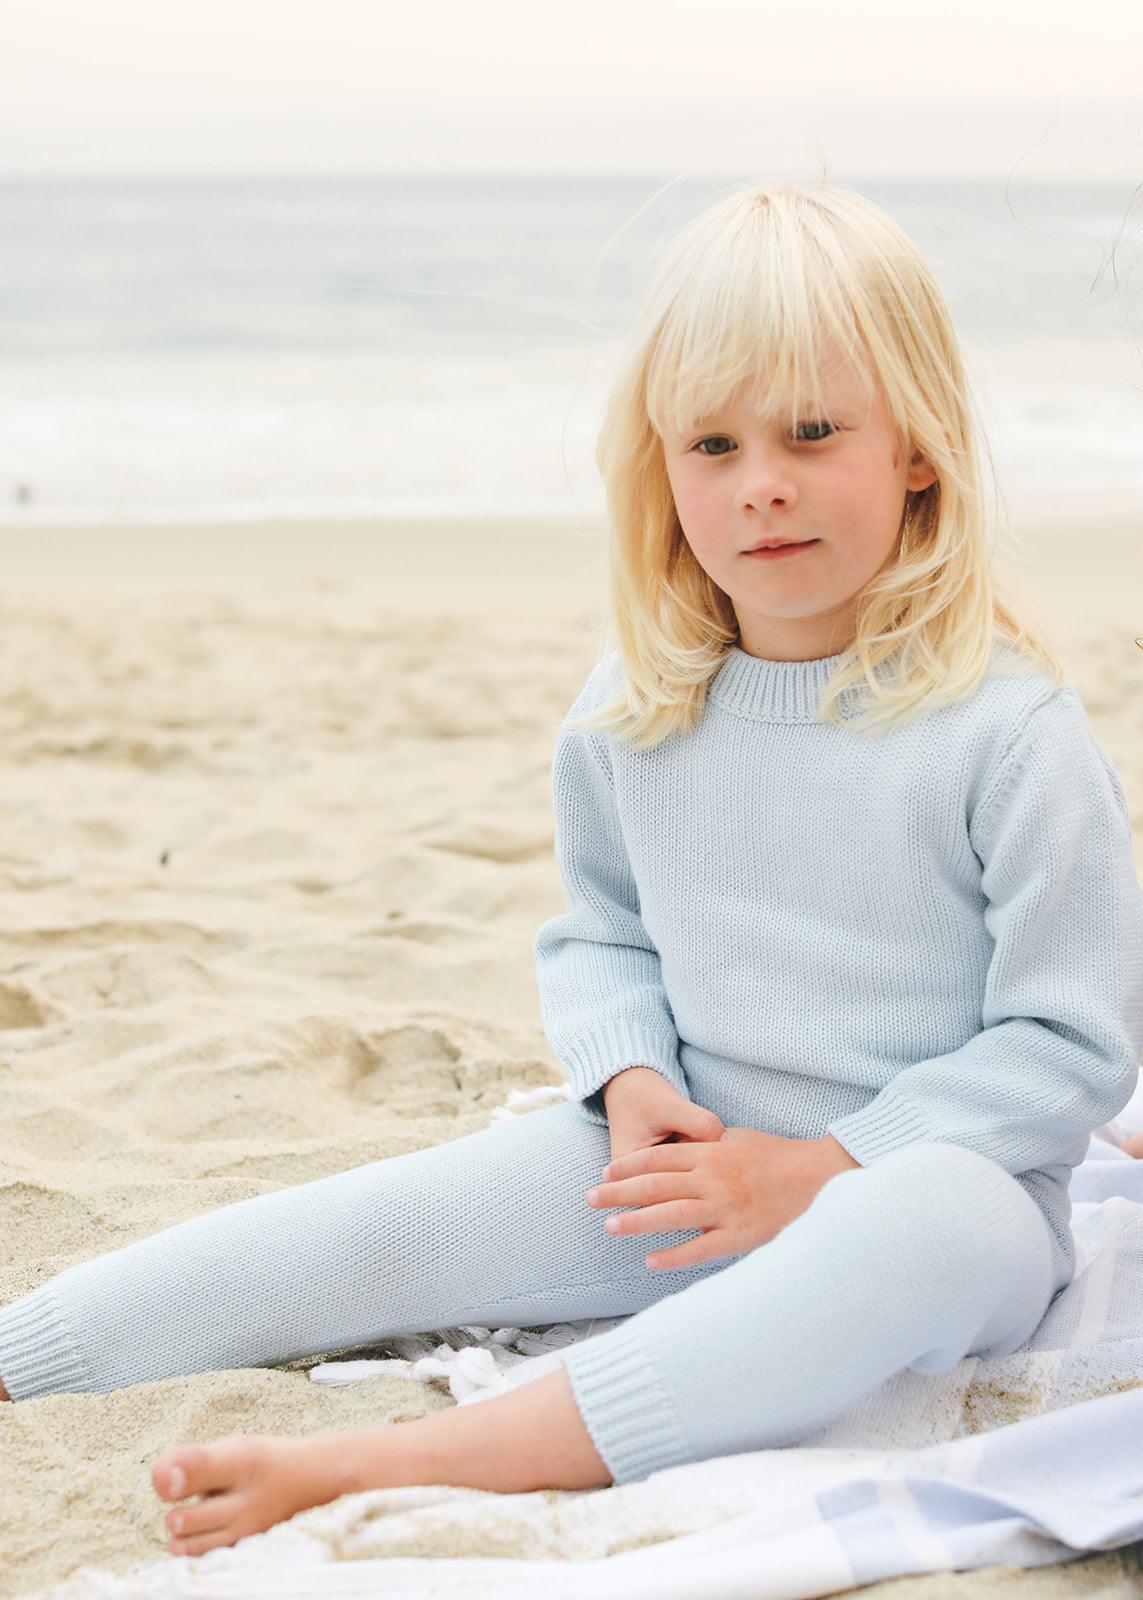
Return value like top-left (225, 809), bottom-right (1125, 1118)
top-left (152, 1444), bottom-right (210, 1501)
top-left (171, 1526), bottom-right (239, 1558)
top-left (167, 1493), bottom-right (242, 1541)
top-left (153, 1439), bottom-right (240, 1501)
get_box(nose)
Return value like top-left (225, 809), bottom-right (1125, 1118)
top-left (737, 443), bottom-right (797, 511)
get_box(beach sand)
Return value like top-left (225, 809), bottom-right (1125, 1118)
top-left (0, 500), bottom-right (1141, 1597)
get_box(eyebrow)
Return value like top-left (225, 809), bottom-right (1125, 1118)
top-left (680, 401), bottom-right (847, 431)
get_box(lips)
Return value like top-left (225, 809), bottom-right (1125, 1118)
top-left (744, 539), bottom-right (817, 552)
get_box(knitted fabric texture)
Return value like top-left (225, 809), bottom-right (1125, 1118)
top-left (532, 642), bottom-right (1143, 1295)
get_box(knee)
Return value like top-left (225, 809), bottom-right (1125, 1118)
top-left (876, 1140), bottom-right (1009, 1188)
top-left (822, 1139), bottom-right (1007, 1203)
top-left (817, 1141), bottom-right (1043, 1274)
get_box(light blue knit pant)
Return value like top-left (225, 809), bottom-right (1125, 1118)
top-left (0, 1101), bottom-right (1059, 1483)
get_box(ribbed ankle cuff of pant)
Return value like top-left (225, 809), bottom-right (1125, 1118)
top-left (559, 1318), bottom-right (693, 1485)
top-left (0, 1287), bottom-right (90, 1401)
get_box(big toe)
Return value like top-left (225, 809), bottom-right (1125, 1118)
top-left (152, 1443), bottom-right (218, 1501)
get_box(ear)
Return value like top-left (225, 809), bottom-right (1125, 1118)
top-left (906, 449), bottom-right (938, 494)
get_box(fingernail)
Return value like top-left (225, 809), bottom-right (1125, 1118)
top-left (168, 1466), bottom-right (186, 1496)
top-left (605, 1217), bottom-right (621, 1231)
top-left (586, 1188), bottom-right (600, 1204)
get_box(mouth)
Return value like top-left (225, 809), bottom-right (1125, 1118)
top-left (742, 539), bottom-right (820, 559)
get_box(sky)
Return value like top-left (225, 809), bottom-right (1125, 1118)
top-left (1, 0), bottom-right (1141, 179)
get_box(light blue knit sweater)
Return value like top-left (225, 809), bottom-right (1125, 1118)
top-left (532, 642), bottom-right (1143, 1293)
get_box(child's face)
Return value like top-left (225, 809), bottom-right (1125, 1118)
top-left (661, 351), bottom-right (937, 661)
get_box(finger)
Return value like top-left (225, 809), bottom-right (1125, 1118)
top-left (589, 1172), bottom-right (704, 1209)
top-left (602, 1144), bottom-right (704, 1183)
top-left (678, 1106), bottom-right (724, 1143)
top-left (645, 1232), bottom-right (726, 1270)
top-left (601, 1197), bottom-right (711, 1237)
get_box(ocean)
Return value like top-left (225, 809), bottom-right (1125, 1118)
top-left (0, 171), bottom-right (1139, 525)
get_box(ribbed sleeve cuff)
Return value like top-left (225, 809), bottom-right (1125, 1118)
top-left (559, 1319), bottom-right (693, 1484)
top-left (824, 1094), bottom-right (933, 1168)
top-left (560, 1019), bottom-right (688, 1124)
top-left (0, 1286), bottom-right (90, 1401)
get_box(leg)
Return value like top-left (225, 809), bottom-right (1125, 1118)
top-left (556, 1139), bottom-right (1058, 1484)
top-left (0, 1100), bottom-right (728, 1403)
top-left (151, 1138), bottom-right (1059, 1556)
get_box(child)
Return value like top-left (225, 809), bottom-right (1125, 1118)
top-left (2, 179), bottom-right (1142, 1563)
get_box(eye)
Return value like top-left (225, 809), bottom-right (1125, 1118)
top-left (692, 421), bottom-right (837, 455)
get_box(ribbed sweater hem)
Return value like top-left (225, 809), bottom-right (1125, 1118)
top-left (559, 1320), bottom-right (693, 1484)
top-left (824, 1095), bottom-right (933, 1167)
top-left (0, 1285), bottom-right (91, 1402)
top-left (563, 1019), bottom-right (688, 1123)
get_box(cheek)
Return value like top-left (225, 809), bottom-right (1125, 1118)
top-left (678, 475), bottom-right (725, 539)
top-left (828, 460), bottom-right (898, 533)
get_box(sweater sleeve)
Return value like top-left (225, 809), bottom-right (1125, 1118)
top-left (824, 687), bottom-right (1143, 1173)
top-left (532, 662), bottom-right (690, 1127)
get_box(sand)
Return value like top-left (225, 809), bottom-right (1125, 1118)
top-left (0, 500), bottom-right (1141, 1597)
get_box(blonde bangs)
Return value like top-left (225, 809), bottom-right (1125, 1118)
top-left (642, 193), bottom-right (875, 447)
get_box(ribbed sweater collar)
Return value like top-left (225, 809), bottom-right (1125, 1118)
top-left (706, 643), bottom-right (850, 723)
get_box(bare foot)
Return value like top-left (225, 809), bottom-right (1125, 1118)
top-left (151, 1366), bottom-right (609, 1557)
top-left (152, 1432), bottom-right (355, 1558)
top-left (1120, 1133), bottom-right (1143, 1158)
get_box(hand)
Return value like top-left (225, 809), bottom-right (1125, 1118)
top-left (586, 1127), bottom-right (860, 1271)
top-left (600, 1066), bottom-right (724, 1167)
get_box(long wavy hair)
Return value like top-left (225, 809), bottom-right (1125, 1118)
top-left (573, 178), bottom-right (1063, 749)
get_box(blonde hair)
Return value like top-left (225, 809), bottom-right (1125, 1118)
top-left (574, 177), bottom-right (1063, 749)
